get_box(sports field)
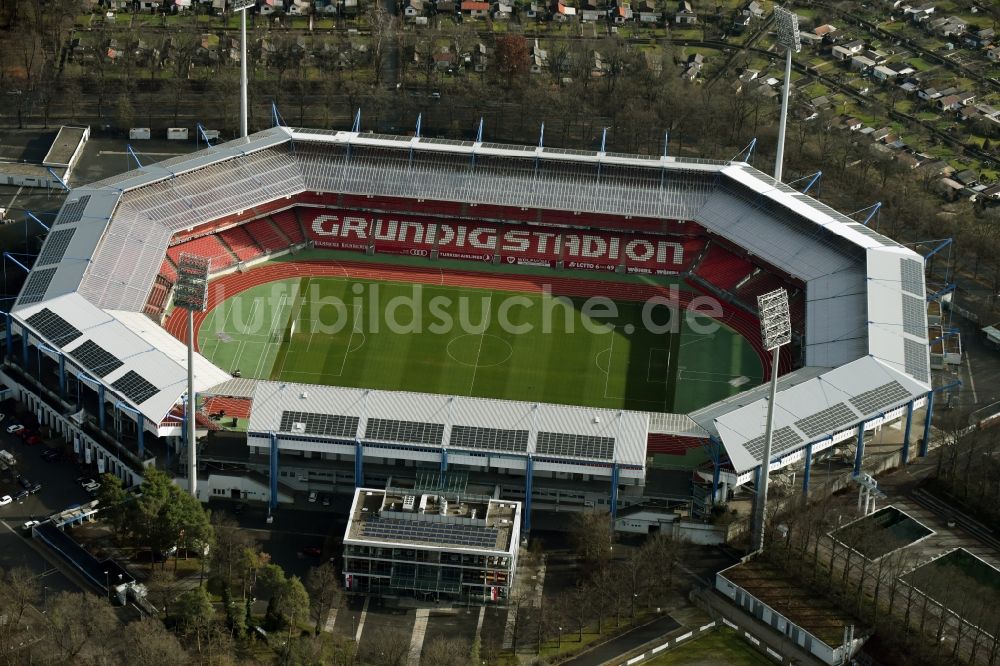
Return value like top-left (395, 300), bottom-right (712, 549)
top-left (197, 275), bottom-right (761, 414)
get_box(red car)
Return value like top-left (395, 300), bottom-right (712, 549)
top-left (25, 435), bottom-right (41, 446)
top-left (301, 546), bottom-right (322, 558)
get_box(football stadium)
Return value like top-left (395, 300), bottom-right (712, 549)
top-left (4, 127), bottom-right (934, 575)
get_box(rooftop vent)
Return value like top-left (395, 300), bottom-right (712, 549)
top-left (291, 422), bottom-right (306, 434)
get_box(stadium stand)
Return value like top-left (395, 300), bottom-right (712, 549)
top-left (244, 218), bottom-right (289, 253)
top-left (167, 234), bottom-right (236, 272)
top-left (272, 210), bottom-right (305, 244)
top-left (693, 242), bottom-right (754, 291)
top-left (203, 396), bottom-right (253, 419)
top-left (218, 225), bottom-right (265, 263)
top-left (143, 275), bottom-right (173, 320)
top-left (647, 433), bottom-right (707, 456)
top-left (733, 270), bottom-right (789, 306)
top-left (159, 258), bottom-right (178, 283)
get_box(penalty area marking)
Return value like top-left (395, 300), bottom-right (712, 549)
top-left (333, 303), bottom-right (366, 378)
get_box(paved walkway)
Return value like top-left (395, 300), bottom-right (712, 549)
top-left (407, 608), bottom-right (430, 666)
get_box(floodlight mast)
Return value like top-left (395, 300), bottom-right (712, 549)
top-left (752, 288), bottom-right (791, 554)
top-left (232, 0), bottom-right (255, 138)
top-left (175, 253), bottom-right (211, 499)
top-left (772, 7), bottom-right (801, 182)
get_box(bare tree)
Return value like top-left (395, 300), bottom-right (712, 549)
top-left (307, 561), bottom-right (341, 635)
top-left (362, 628), bottom-right (410, 666)
top-left (419, 636), bottom-right (468, 665)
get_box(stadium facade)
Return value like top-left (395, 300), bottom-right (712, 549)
top-left (3, 127), bottom-right (933, 533)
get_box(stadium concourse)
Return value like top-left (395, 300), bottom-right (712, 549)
top-left (4, 127), bottom-right (933, 544)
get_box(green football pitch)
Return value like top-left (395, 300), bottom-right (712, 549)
top-left (197, 276), bottom-right (762, 413)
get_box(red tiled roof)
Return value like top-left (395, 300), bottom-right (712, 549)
top-left (462, 1), bottom-right (490, 9)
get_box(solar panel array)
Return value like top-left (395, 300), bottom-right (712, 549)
top-left (849, 381), bottom-right (912, 415)
top-left (536, 432), bottom-right (615, 460)
top-left (24, 308), bottom-right (82, 346)
top-left (111, 370), bottom-right (160, 405)
top-left (17, 268), bottom-right (57, 305)
top-left (903, 339), bottom-right (930, 383)
top-left (743, 426), bottom-right (802, 461)
top-left (900, 258), bottom-right (924, 297)
top-left (359, 516), bottom-right (499, 549)
top-left (36, 228), bottom-right (77, 266)
top-left (449, 426), bottom-right (529, 453)
top-left (901, 294), bottom-right (926, 337)
top-left (54, 195), bottom-right (91, 226)
top-left (366, 418), bottom-right (444, 446)
top-left (794, 403), bottom-right (858, 438)
top-left (69, 339), bottom-right (124, 378)
top-left (279, 410), bottom-right (359, 438)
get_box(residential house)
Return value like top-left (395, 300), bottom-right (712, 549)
top-left (981, 183), bottom-right (1000, 200)
top-left (833, 40), bottom-right (866, 60)
top-left (958, 106), bottom-right (980, 121)
top-left (461, 1), bottom-right (490, 17)
top-left (433, 46), bottom-right (455, 71)
top-left (637, 0), bottom-right (658, 22)
top-left (955, 169), bottom-right (979, 186)
top-left (438, 0), bottom-right (457, 12)
top-left (342, 0), bottom-right (359, 16)
top-left (872, 127), bottom-right (892, 141)
top-left (493, 2), bottom-right (512, 19)
top-left (845, 117), bottom-right (863, 131)
top-left (800, 32), bottom-right (823, 47)
top-left (850, 55), bottom-right (876, 72)
top-left (904, 3), bottom-right (935, 22)
top-left (988, 46), bottom-right (1000, 62)
top-left (863, 49), bottom-right (888, 63)
top-left (813, 24), bottom-right (837, 37)
top-left (674, 0), bottom-right (696, 24)
top-left (472, 43), bottom-right (489, 72)
top-left (958, 91), bottom-right (976, 106)
top-left (918, 87), bottom-right (941, 101)
top-left (929, 16), bottom-right (967, 37)
top-left (745, 0), bottom-right (764, 18)
top-left (964, 27), bottom-right (994, 48)
top-left (613, 4), bottom-right (632, 22)
top-left (872, 65), bottom-right (898, 81)
top-left (403, 0), bottom-right (425, 18)
top-left (580, 6), bottom-right (602, 20)
top-left (810, 95), bottom-right (831, 109)
top-left (937, 94), bottom-right (961, 111)
top-left (592, 51), bottom-right (608, 77)
top-left (553, 1), bottom-right (576, 20)
top-left (530, 39), bottom-right (547, 73)
top-left (899, 81), bottom-right (919, 94)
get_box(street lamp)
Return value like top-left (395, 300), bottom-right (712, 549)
top-left (557, 626), bottom-right (562, 648)
top-left (174, 253), bottom-right (210, 500)
top-left (104, 570), bottom-right (110, 601)
top-left (772, 6), bottom-right (801, 182)
top-left (751, 288), bottom-right (791, 554)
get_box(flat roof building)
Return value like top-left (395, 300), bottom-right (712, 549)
top-left (343, 487), bottom-right (521, 603)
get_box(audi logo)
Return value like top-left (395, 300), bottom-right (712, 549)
top-left (410, 249), bottom-right (429, 257)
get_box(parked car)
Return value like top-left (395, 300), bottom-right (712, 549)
top-left (301, 546), bottom-right (322, 557)
top-left (17, 476), bottom-right (32, 490)
top-left (321, 494), bottom-right (330, 507)
top-left (84, 481), bottom-right (100, 494)
top-left (21, 520), bottom-right (39, 533)
top-left (29, 482), bottom-right (41, 494)
top-left (13, 489), bottom-right (28, 501)
top-left (25, 435), bottom-right (41, 447)
top-left (77, 477), bottom-right (97, 488)
top-left (307, 490), bottom-right (318, 503)
top-left (41, 448), bottom-right (59, 461)
top-left (6, 424), bottom-right (22, 434)
top-left (0, 495), bottom-right (11, 507)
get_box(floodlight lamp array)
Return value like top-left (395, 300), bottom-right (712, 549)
top-left (175, 253), bottom-right (211, 312)
top-left (758, 288), bottom-right (791, 350)
top-left (774, 7), bottom-right (802, 53)
top-left (231, 0), bottom-right (255, 11)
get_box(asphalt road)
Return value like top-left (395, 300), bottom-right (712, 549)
top-left (561, 614), bottom-right (681, 666)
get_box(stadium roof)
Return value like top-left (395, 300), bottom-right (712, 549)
top-left (11, 127), bottom-right (930, 472)
top-left (247, 380), bottom-right (649, 468)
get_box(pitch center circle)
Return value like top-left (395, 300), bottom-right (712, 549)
top-left (446, 334), bottom-right (513, 368)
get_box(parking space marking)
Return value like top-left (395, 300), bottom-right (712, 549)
top-left (355, 596), bottom-right (369, 642)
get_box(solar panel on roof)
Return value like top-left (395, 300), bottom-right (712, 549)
top-left (54, 195), bottom-right (91, 225)
top-left (35, 228), bottom-right (77, 266)
top-left (743, 426), bottom-right (802, 462)
top-left (359, 516), bottom-right (499, 549)
top-left (279, 410), bottom-right (359, 438)
top-left (904, 339), bottom-right (929, 383)
top-left (536, 432), bottom-right (615, 460)
top-left (449, 426), bottom-right (528, 453)
top-left (111, 370), bottom-right (160, 405)
top-left (900, 258), bottom-right (924, 297)
top-left (69, 340), bottom-right (124, 378)
top-left (849, 381), bottom-right (912, 415)
top-left (901, 294), bottom-right (926, 337)
top-left (24, 308), bottom-right (82, 346)
top-left (17, 268), bottom-right (57, 305)
top-left (365, 418), bottom-right (444, 446)
top-left (793, 403), bottom-right (858, 438)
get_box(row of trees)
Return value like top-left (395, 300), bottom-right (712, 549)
top-left (764, 495), bottom-right (1000, 666)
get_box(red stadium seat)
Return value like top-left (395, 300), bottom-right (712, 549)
top-left (245, 218), bottom-right (289, 252)
top-left (218, 225), bottom-right (265, 263)
top-left (694, 243), bottom-right (754, 291)
top-left (272, 210), bottom-right (305, 244)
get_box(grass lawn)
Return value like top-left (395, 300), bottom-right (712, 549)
top-left (198, 268), bottom-right (761, 413)
top-left (644, 629), bottom-right (772, 665)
